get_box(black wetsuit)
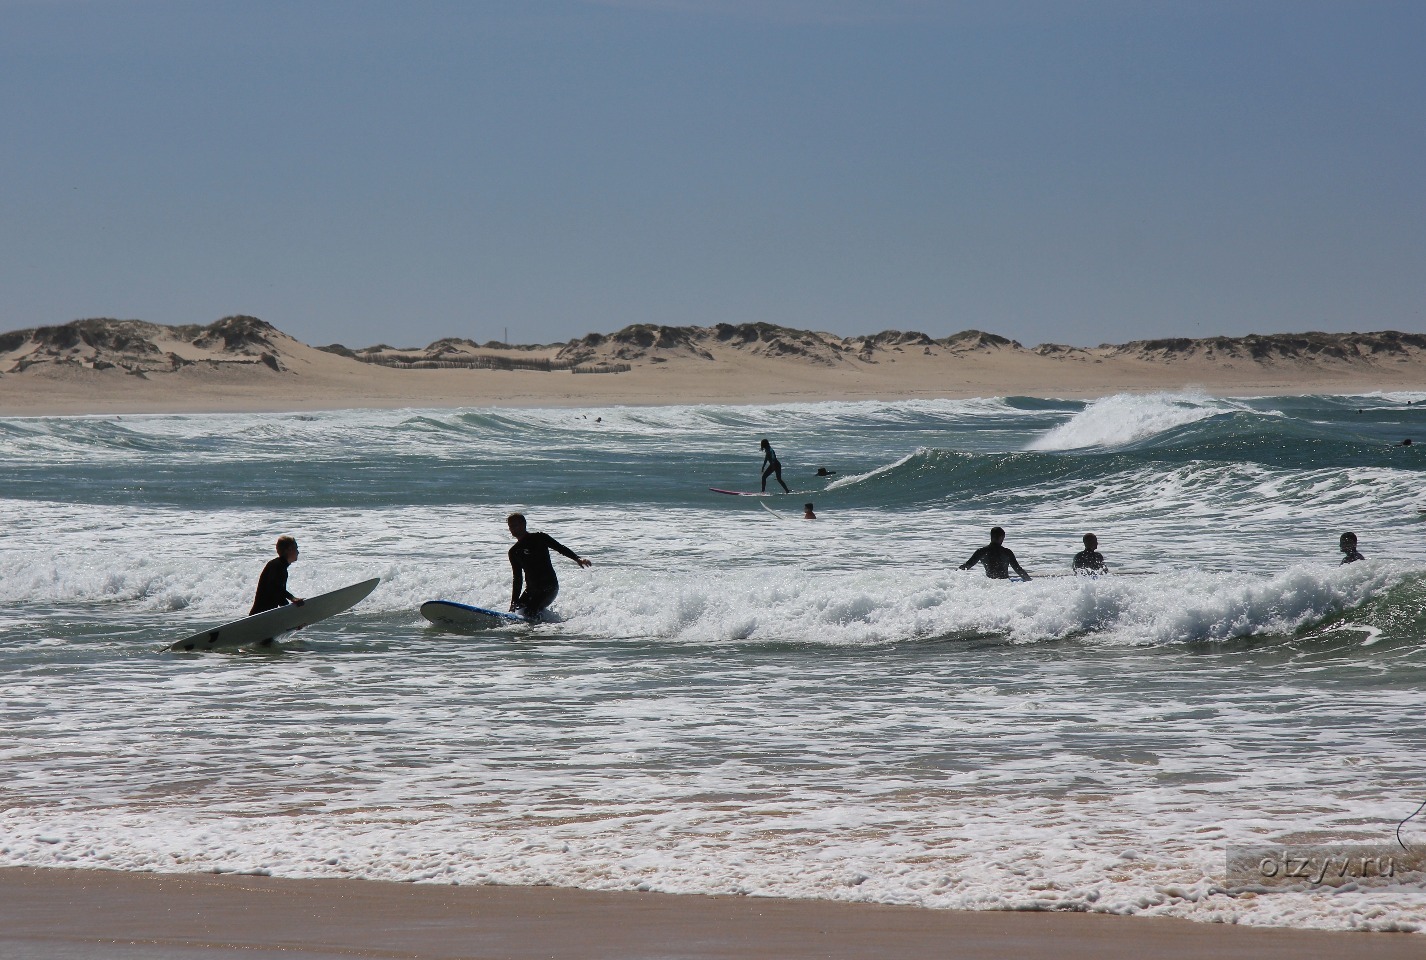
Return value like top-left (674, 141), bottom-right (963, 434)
top-left (1341, 550), bottom-right (1365, 565)
top-left (960, 544), bottom-right (1030, 580)
top-left (509, 532), bottom-right (580, 617)
top-left (1072, 549), bottom-right (1107, 575)
top-left (250, 556), bottom-right (295, 615)
top-left (761, 444), bottom-right (790, 493)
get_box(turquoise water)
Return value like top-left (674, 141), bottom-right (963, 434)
top-left (2, 392), bottom-right (1424, 931)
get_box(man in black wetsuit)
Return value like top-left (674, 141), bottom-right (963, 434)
top-left (1072, 533), bottom-right (1108, 575)
top-left (960, 526), bottom-right (1031, 580)
top-left (507, 513), bottom-right (592, 619)
top-left (1339, 532), bottom-right (1365, 564)
top-left (250, 535), bottom-right (304, 615)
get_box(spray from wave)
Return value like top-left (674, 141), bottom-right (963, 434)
top-left (1026, 392), bottom-right (1234, 451)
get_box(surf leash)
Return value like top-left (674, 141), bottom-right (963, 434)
top-left (1397, 797), bottom-right (1426, 852)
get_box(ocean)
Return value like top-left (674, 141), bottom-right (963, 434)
top-left (2, 392), bottom-right (1424, 932)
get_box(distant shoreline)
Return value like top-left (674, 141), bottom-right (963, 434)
top-left (1, 316), bottom-right (1422, 416)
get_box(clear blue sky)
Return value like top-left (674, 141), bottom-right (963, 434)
top-left (2, 0), bottom-right (1422, 347)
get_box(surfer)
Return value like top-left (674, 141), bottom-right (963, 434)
top-left (803, 503), bottom-right (817, 519)
top-left (815, 467), bottom-right (837, 477)
top-left (1072, 533), bottom-right (1108, 575)
top-left (760, 438), bottom-right (791, 494)
top-left (959, 527), bottom-right (1031, 580)
top-left (1339, 532), bottom-right (1365, 564)
top-left (507, 513), bottom-right (592, 618)
top-left (250, 536), bottom-right (304, 615)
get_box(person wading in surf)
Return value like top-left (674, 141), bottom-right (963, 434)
top-left (1072, 533), bottom-right (1108, 575)
top-left (507, 513), bottom-right (592, 619)
top-left (960, 526), bottom-right (1032, 580)
top-left (250, 535), bottom-right (304, 614)
top-left (1339, 532), bottom-right (1365, 564)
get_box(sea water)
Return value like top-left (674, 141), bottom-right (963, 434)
top-left (2, 392), bottom-right (1425, 932)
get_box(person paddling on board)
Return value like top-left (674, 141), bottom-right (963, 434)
top-left (760, 438), bottom-right (791, 494)
top-left (1339, 531), bottom-right (1365, 564)
top-left (507, 513), bottom-right (592, 619)
top-left (250, 535), bottom-right (304, 615)
top-left (1072, 533), bottom-right (1107, 575)
top-left (960, 526), bottom-right (1031, 580)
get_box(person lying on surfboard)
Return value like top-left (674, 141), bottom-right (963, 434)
top-left (959, 526), bottom-right (1031, 581)
top-left (250, 535), bottom-right (305, 614)
top-left (507, 513), bottom-right (593, 618)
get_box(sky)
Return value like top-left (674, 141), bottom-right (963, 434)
top-left (1, 0), bottom-right (1423, 348)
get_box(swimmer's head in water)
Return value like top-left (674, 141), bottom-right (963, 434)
top-left (1339, 531), bottom-right (1357, 551)
top-left (990, 526), bottom-right (1005, 544)
top-left (1083, 533), bottom-right (1098, 550)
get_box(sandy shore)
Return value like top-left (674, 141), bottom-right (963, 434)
top-left (2, 867), bottom-right (1422, 960)
top-left (1, 356), bottom-right (1418, 418)
top-left (2, 320), bottom-right (1423, 416)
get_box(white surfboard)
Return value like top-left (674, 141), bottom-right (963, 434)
top-left (420, 600), bottom-right (531, 631)
top-left (167, 578), bottom-right (380, 652)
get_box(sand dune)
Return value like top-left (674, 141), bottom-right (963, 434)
top-left (2, 316), bottom-right (1422, 415)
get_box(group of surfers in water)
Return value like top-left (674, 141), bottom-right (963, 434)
top-left (246, 438), bottom-right (1371, 621)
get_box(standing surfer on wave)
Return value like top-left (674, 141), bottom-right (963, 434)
top-left (760, 438), bottom-right (791, 494)
top-left (1339, 531), bottom-right (1365, 564)
top-left (250, 535), bottom-right (304, 614)
top-left (1072, 533), bottom-right (1108, 575)
top-left (960, 526), bottom-right (1031, 580)
top-left (507, 513), bottom-right (592, 619)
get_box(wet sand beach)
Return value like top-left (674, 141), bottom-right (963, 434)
top-left (5, 868), bottom-right (1424, 960)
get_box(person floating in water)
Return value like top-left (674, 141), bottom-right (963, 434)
top-left (815, 467), bottom-right (837, 478)
top-left (960, 526), bottom-right (1031, 580)
top-left (1339, 531), bottom-right (1365, 564)
top-left (760, 438), bottom-right (791, 494)
top-left (507, 513), bottom-right (592, 618)
top-left (1072, 533), bottom-right (1108, 575)
top-left (1397, 438), bottom-right (1413, 447)
top-left (250, 535), bottom-right (304, 615)
top-left (803, 503), bottom-right (817, 519)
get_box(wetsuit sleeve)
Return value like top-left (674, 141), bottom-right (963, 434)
top-left (541, 532), bottom-right (581, 563)
top-left (509, 548), bottom-right (524, 605)
top-left (959, 547), bottom-right (986, 571)
top-left (1008, 550), bottom-right (1030, 580)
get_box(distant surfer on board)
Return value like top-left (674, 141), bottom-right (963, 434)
top-left (960, 527), bottom-right (1031, 581)
top-left (250, 535), bottom-right (304, 614)
top-left (760, 438), bottom-right (791, 494)
top-left (1339, 532), bottom-right (1365, 564)
top-left (507, 513), bottom-right (592, 618)
top-left (1072, 533), bottom-right (1107, 575)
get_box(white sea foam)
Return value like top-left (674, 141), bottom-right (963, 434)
top-left (4, 398), bottom-right (1425, 935)
top-left (1026, 392), bottom-right (1237, 451)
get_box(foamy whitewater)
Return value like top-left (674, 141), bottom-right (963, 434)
top-left (3, 393), bottom-right (1426, 932)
